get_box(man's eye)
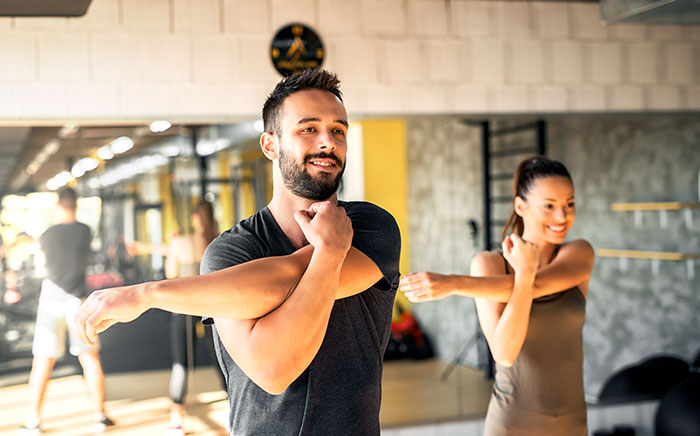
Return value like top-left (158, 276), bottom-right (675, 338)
top-left (333, 129), bottom-right (346, 136)
top-left (568, 202), bottom-right (576, 208)
top-left (301, 127), bottom-right (315, 133)
top-left (543, 204), bottom-right (553, 210)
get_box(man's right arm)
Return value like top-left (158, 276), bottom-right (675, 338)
top-left (74, 221), bottom-right (386, 346)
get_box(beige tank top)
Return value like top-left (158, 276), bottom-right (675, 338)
top-left (483, 254), bottom-right (587, 436)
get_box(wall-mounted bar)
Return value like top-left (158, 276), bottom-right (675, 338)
top-left (610, 202), bottom-right (700, 211)
top-left (597, 248), bottom-right (700, 261)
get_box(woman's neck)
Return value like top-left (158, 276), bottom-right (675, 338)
top-left (521, 230), bottom-right (558, 267)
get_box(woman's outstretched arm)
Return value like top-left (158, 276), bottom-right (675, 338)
top-left (400, 239), bottom-right (594, 303)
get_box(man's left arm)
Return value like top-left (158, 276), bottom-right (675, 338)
top-left (335, 202), bottom-right (401, 298)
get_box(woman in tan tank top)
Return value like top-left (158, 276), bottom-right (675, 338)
top-left (400, 156), bottom-right (595, 436)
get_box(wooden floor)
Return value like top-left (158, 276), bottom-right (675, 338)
top-left (0, 359), bottom-right (492, 435)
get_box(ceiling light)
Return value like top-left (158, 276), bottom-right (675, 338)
top-left (46, 171), bottom-right (73, 191)
top-left (71, 157), bottom-right (99, 178)
top-left (57, 124), bottom-right (79, 138)
top-left (26, 163), bottom-right (38, 175)
top-left (97, 145), bottom-right (114, 160)
top-left (44, 140), bottom-right (61, 155)
top-left (110, 136), bottom-right (134, 154)
top-left (150, 120), bottom-right (172, 133)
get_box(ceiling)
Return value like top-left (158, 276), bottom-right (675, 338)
top-left (0, 125), bottom-right (182, 195)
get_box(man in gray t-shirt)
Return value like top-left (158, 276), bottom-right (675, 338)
top-left (75, 69), bottom-right (401, 435)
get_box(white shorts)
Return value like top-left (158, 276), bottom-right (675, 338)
top-left (32, 279), bottom-right (99, 358)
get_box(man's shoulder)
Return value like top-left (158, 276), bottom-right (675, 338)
top-left (340, 201), bottom-right (398, 227)
top-left (201, 209), bottom-right (269, 273)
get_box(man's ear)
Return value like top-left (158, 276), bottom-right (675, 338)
top-left (514, 196), bottom-right (527, 218)
top-left (260, 132), bottom-right (278, 160)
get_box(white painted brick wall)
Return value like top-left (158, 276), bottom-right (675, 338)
top-left (331, 39), bottom-right (379, 84)
top-left (123, 0), bottom-right (171, 32)
top-left (223, 0), bottom-right (269, 35)
top-left (408, 0), bottom-right (448, 37)
top-left (494, 86), bottom-right (530, 112)
top-left (0, 17), bottom-right (13, 30)
top-left (0, 85), bottom-right (17, 117)
top-left (362, 85), bottom-right (410, 114)
top-left (318, 0), bottom-right (362, 36)
top-left (571, 3), bottom-right (608, 40)
top-left (450, 1), bottom-right (494, 38)
top-left (271, 0), bottom-right (317, 31)
top-left (16, 83), bottom-right (68, 118)
top-left (14, 17), bottom-right (68, 31)
top-left (611, 86), bottom-right (645, 111)
top-left (0, 35), bottom-right (37, 80)
top-left (91, 34), bottom-right (144, 81)
top-left (627, 44), bottom-right (659, 84)
top-left (238, 37), bottom-right (281, 83)
top-left (68, 0), bottom-right (120, 31)
top-left (380, 40), bottom-right (426, 83)
top-left (610, 23), bottom-right (648, 41)
top-left (666, 45), bottom-right (694, 84)
top-left (173, 0), bottom-right (221, 33)
top-left (551, 41), bottom-right (584, 84)
top-left (220, 84), bottom-right (271, 116)
top-left (1, 0), bottom-right (699, 120)
top-left (39, 34), bottom-right (90, 81)
top-left (454, 86), bottom-right (490, 113)
top-left (589, 42), bottom-right (622, 84)
top-left (426, 40), bottom-right (462, 83)
top-left (168, 84), bottom-right (223, 116)
top-left (67, 84), bottom-right (120, 118)
top-left (471, 40), bottom-right (505, 85)
top-left (533, 86), bottom-right (568, 112)
top-left (142, 34), bottom-right (192, 83)
top-left (497, 2), bottom-right (531, 39)
top-left (192, 36), bottom-right (239, 83)
top-left (409, 85), bottom-right (453, 113)
top-left (647, 86), bottom-right (683, 110)
top-left (570, 86), bottom-right (606, 111)
top-left (122, 84), bottom-right (170, 116)
top-left (533, 2), bottom-right (569, 39)
top-left (363, 0), bottom-right (406, 37)
top-left (508, 40), bottom-right (545, 84)
top-left (650, 25), bottom-right (685, 42)
top-left (689, 87), bottom-right (700, 109)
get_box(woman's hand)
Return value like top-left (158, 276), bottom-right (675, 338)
top-left (399, 272), bottom-right (455, 303)
top-left (502, 234), bottom-right (539, 277)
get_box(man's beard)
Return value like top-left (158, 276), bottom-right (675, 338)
top-left (279, 148), bottom-right (345, 201)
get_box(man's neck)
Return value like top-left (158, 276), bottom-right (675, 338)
top-left (267, 185), bottom-right (338, 249)
top-left (56, 209), bottom-right (77, 224)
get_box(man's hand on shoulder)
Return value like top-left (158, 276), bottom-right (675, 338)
top-left (294, 201), bottom-right (353, 258)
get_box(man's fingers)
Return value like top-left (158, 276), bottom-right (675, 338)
top-left (85, 309), bottom-right (105, 344)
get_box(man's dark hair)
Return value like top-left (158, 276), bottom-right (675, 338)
top-left (57, 187), bottom-right (78, 210)
top-left (262, 69), bottom-right (343, 137)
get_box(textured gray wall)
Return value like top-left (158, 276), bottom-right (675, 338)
top-left (406, 115), bottom-right (700, 397)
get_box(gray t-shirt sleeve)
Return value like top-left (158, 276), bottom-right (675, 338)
top-left (200, 227), bottom-right (265, 325)
top-left (342, 201), bottom-right (401, 292)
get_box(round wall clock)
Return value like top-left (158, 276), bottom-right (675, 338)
top-left (270, 23), bottom-right (324, 77)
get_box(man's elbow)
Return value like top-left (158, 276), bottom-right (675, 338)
top-left (491, 348), bottom-right (517, 368)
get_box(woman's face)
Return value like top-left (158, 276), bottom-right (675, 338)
top-left (516, 176), bottom-right (576, 245)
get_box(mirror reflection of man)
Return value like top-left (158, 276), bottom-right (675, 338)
top-left (21, 188), bottom-right (114, 435)
top-left (75, 69), bottom-right (401, 436)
